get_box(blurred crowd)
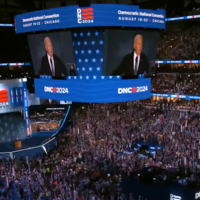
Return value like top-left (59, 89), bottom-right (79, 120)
top-left (30, 111), bottom-right (65, 132)
top-left (30, 123), bottom-right (59, 132)
top-left (156, 63), bottom-right (200, 73)
top-left (151, 74), bottom-right (200, 95)
top-left (157, 23), bottom-right (200, 60)
top-left (0, 99), bottom-right (200, 199)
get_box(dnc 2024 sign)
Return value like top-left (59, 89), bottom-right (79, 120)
top-left (15, 4), bottom-right (165, 33)
top-left (34, 78), bottom-right (151, 103)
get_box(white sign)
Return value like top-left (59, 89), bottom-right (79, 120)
top-left (195, 192), bottom-right (200, 199)
top-left (170, 194), bottom-right (181, 200)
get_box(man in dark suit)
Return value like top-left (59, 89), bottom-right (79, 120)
top-left (69, 65), bottom-right (77, 76)
top-left (39, 37), bottom-right (67, 76)
top-left (112, 34), bottom-right (149, 76)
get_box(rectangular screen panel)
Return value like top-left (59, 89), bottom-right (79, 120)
top-left (34, 78), bottom-right (151, 103)
top-left (15, 4), bottom-right (166, 34)
top-left (28, 31), bottom-right (76, 77)
top-left (103, 29), bottom-right (159, 76)
top-left (29, 105), bottom-right (69, 133)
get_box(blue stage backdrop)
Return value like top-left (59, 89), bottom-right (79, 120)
top-left (15, 4), bottom-right (165, 33)
top-left (72, 29), bottom-right (104, 77)
top-left (34, 78), bottom-right (151, 103)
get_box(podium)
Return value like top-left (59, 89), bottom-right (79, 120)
top-left (15, 140), bottom-right (22, 149)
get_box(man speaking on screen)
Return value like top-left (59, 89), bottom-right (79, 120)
top-left (39, 37), bottom-right (67, 76)
top-left (112, 34), bottom-right (149, 76)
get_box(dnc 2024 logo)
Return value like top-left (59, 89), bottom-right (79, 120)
top-left (77, 8), bottom-right (94, 24)
top-left (0, 90), bottom-right (9, 106)
top-left (44, 86), bottom-right (68, 94)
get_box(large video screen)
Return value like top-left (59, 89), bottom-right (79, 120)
top-left (28, 28), bottom-right (159, 78)
top-left (29, 105), bottom-right (68, 133)
top-left (0, 80), bottom-right (24, 114)
top-left (103, 29), bottom-right (159, 76)
top-left (28, 31), bottom-right (76, 77)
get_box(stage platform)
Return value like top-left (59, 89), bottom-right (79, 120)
top-left (0, 135), bottom-right (50, 152)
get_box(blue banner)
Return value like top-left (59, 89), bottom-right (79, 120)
top-left (0, 23), bottom-right (14, 27)
top-left (15, 88), bottom-right (20, 106)
top-left (23, 81), bottom-right (31, 137)
top-left (19, 87), bottom-right (23, 105)
top-left (155, 60), bottom-right (200, 64)
top-left (10, 88), bottom-right (15, 106)
top-left (0, 63), bottom-right (30, 66)
top-left (166, 14), bottom-right (200, 21)
top-left (152, 93), bottom-right (200, 100)
top-left (15, 4), bottom-right (165, 33)
top-left (34, 78), bottom-right (151, 103)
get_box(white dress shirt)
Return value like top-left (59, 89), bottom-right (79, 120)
top-left (133, 52), bottom-right (140, 74)
top-left (47, 54), bottom-right (55, 75)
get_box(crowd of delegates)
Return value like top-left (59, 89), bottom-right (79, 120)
top-left (151, 74), bottom-right (200, 95)
top-left (157, 23), bottom-right (200, 60)
top-left (1, 99), bottom-right (200, 199)
top-left (31, 123), bottom-right (60, 132)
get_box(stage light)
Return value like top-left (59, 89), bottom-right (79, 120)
top-left (42, 145), bottom-right (47, 154)
top-left (138, 174), bottom-right (140, 176)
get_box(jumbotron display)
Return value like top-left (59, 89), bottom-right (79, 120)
top-left (34, 78), bottom-right (151, 103)
top-left (15, 4), bottom-right (166, 33)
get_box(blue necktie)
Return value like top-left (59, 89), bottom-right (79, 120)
top-left (135, 56), bottom-right (138, 75)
